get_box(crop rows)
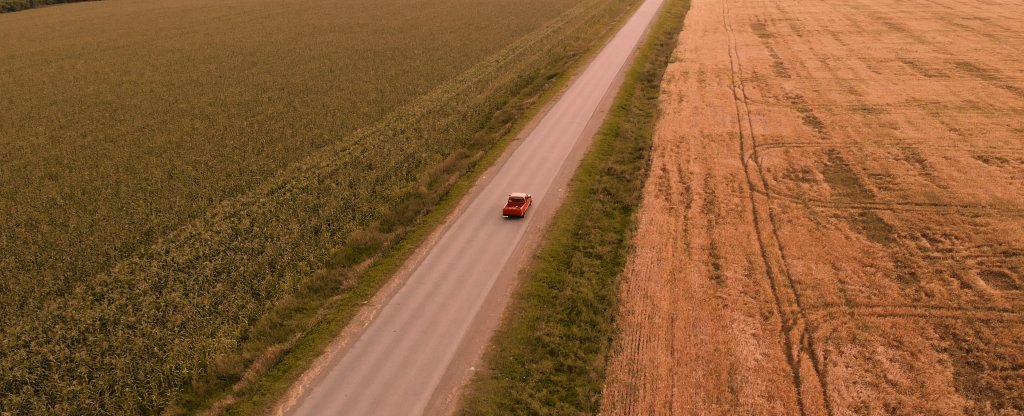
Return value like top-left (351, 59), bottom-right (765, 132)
top-left (601, 0), bottom-right (1024, 412)
top-left (0, 0), bottom-right (636, 413)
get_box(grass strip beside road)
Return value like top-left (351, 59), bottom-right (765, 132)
top-left (456, 0), bottom-right (690, 413)
top-left (214, 1), bottom-right (644, 414)
top-left (0, 1), bottom-right (638, 414)
top-left (3, 1), bottom-right (626, 413)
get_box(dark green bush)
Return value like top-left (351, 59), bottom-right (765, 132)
top-left (0, 0), bottom-right (97, 13)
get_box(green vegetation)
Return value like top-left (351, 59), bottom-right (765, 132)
top-left (222, 4), bottom-right (641, 414)
top-left (0, 0), bottom-right (638, 413)
top-left (457, 0), bottom-right (691, 413)
top-left (0, 0), bottom-right (94, 13)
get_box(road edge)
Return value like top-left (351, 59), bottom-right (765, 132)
top-left (452, 0), bottom-right (691, 412)
top-left (209, 2), bottom-right (647, 414)
top-left (424, 0), bottom-right (668, 414)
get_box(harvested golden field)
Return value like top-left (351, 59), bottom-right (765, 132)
top-left (602, 0), bottom-right (1024, 413)
top-left (0, 0), bottom-right (638, 413)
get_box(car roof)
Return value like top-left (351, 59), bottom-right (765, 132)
top-left (509, 192), bottom-right (529, 198)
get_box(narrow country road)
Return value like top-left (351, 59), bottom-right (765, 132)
top-left (284, 1), bottom-right (665, 414)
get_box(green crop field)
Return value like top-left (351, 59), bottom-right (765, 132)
top-left (0, 0), bottom-right (637, 413)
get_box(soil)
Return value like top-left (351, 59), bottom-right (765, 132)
top-left (600, 0), bottom-right (1024, 413)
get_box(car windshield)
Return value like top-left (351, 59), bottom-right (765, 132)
top-left (509, 197), bottom-right (525, 202)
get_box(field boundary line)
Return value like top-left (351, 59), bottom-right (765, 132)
top-left (206, 1), bottom-right (651, 414)
top-left (453, 0), bottom-right (691, 412)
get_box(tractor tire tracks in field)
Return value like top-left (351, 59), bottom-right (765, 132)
top-left (722, 0), bottom-right (833, 413)
top-left (603, 0), bottom-right (1024, 412)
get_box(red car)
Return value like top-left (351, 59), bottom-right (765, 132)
top-left (502, 192), bottom-right (533, 218)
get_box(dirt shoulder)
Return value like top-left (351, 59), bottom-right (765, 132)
top-left (601, 0), bottom-right (1024, 413)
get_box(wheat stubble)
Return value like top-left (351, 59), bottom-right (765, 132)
top-left (602, 0), bottom-right (1024, 413)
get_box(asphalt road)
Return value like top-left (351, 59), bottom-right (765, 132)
top-left (286, 1), bottom-right (665, 414)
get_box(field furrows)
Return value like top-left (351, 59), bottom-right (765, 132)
top-left (0, 0), bottom-right (638, 413)
top-left (602, 0), bottom-right (1024, 412)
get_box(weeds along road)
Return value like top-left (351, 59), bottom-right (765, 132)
top-left (280, 0), bottom-right (665, 414)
